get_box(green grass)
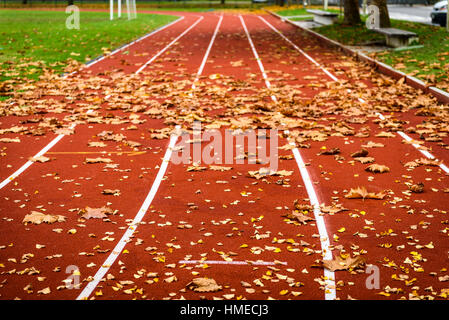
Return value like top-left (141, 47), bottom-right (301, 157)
top-left (0, 10), bottom-right (178, 85)
top-left (313, 17), bottom-right (449, 89)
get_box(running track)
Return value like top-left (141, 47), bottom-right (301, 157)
top-left (0, 11), bottom-right (448, 300)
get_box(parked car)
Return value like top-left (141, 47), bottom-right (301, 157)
top-left (431, 0), bottom-right (447, 26)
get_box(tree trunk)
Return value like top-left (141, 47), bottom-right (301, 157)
top-left (343, 0), bottom-right (361, 25)
top-left (368, 0), bottom-right (391, 28)
top-left (221, 0), bottom-right (225, 5)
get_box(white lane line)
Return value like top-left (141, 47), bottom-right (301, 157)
top-left (135, 16), bottom-right (204, 75)
top-left (289, 139), bottom-right (336, 300)
top-left (77, 127), bottom-right (181, 300)
top-left (179, 260), bottom-right (287, 266)
top-left (63, 16), bottom-right (185, 79)
top-left (192, 15), bottom-right (223, 90)
top-left (265, 16), bottom-right (448, 174)
top-left (239, 15), bottom-right (277, 102)
top-left (258, 16), bottom-right (338, 82)
top-left (240, 15), bottom-right (336, 300)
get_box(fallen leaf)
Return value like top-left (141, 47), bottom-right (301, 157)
top-left (365, 164), bottom-right (390, 173)
top-left (344, 187), bottom-right (386, 200)
top-left (322, 255), bottom-right (365, 271)
top-left (187, 278), bottom-right (222, 292)
top-left (23, 211), bottom-right (66, 225)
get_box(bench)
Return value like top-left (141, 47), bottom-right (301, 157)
top-left (306, 9), bottom-right (338, 25)
top-left (372, 28), bottom-right (419, 48)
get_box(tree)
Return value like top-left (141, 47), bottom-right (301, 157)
top-left (368, 0), bottom-right (391, 28)
top-left (343, 0), bottom-right (361, 25)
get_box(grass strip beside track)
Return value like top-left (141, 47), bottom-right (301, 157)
top-left (0, 10), bottom-right (178, 83)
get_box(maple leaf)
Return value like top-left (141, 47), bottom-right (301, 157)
top-left (187, 278), bottom-right (222, 292)
top-left (284, 211), bottom-right (314, 224)
top-left (344, 187), bottom-right (386, 200)
top-left (79, 206), bottom-right (114, 219)
top-left (293, 200), bottom-right (313, 212)
top-left (417, 158), bottom-right (442, 167)
top-left (354, 157), bottom-right (375, 164)
top-left (322, 255), bottom-right (365, 271)
top-left (365, 164), bottom-right (390, 173)
top-left (23, 211), bottom-right (66, 225)
top-left (320, 204), bottom-right (348, 215)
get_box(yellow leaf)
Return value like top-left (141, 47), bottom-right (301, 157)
top-left (279, 289), bottom-right (289, 296)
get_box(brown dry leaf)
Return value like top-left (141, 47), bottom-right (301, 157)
top-left (375, 131), bottom-right (396, 138)
top-left (284, 211), bottom-right (315, 224)
top-left (29, 155), bottom-right (51, 163)
top-left (248, 168), bottom-right (293, 179)
top-left (54, 127), bottom-right (74, 135)
top-left (37, 287), bottom-right (51, 295)
top-left (80, 206), bottom-right (114, 219)
top-left (344, 186), bottom-right (386, 200)
top-left (293, 200), bottom-right (313, 212)
top-left (85, 157), bottom-right (112, 164)
top-left (365, 164), bottom-right (390, 173)
top-left (322, 255), bottom-right (365, 271)
top-left (318, 147), bottom-right (340, 155)
top-left (150, 133), bottom-right (169, 139)
top-left (0, 138), bottom-right (20, 143)
top-left (102, 189), bottom-right (121, 196)
top-left (409, 182), bottom-right (424, 193)
top-left (354, 157), bottom-right (375, 164)
top-left (361, 141), bottom-right (384, 148)
top-left (230, 60), bottom-right (244, 67)
top-left (88, 142), bottom-right (107, 148)
top-left (417, 158), bottom-right (442, 167)
top-left (187, 165), bottom-right (207, 172)
top-left (23, 211), bottom-right (66, 225)
top-left (351, 149), bottom-right (368, 158)
top-left (320, 204), bottom-right (348, 215)
top-left (209, 165), bottom-right (232, 172)
top-left (187, 278), bottom-right (222, 293)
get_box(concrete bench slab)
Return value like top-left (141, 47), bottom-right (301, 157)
top-left (306, 9), bottom-right (338, 25)
top-left (372, 27), bottom-right (419, 48)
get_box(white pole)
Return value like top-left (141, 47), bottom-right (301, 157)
top-left (324, 0), bottom-right (328, 10)
top-left (118, 0), bottom-right (121, 18)
top-left (110, 0), bottom-right (113, 20)
top-left (447, 5), bottom-right (448, 32)
top-left (126, 0), bottom-right (130, 20)
top-left (132, 0), bottom-right (137, 19)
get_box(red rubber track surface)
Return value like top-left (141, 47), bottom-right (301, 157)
top-left (0, 12), bottom-right (448, 301)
